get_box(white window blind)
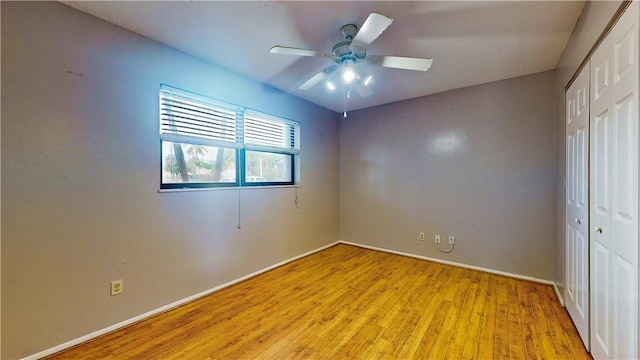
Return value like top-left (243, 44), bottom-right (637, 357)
top-left (159, 86), bottom-right (241, 148)
top-left (159, 85), bottom-right (300, 153)
top-left (244, 111), bottom-right (300, 154)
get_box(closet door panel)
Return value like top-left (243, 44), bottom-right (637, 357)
top-left (566, 62), bottom-right (590, 348)
top-left (613, 256), bottom-right (635, 358)
top-left (612, 95), bottom-right (637, 239)
top-left (592, 240), bottom-right (611, 357)
top-left (590, 2), bottom-right (638, 359)
top-left (592, 110), bottom-right (610, 220)
top-left (610, 5), bottom-right (638, 357)
top-left (590, 26), bottom-right (614, 360)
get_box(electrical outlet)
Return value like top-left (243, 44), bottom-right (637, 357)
top-left (448, 235), bottom-right (455, 245)
top-left (419, 232), bottom-right (425, 241)
top-left (110, 280), bottom-right (123, 296)
top-left (435, 234), bottom-right (441, 244)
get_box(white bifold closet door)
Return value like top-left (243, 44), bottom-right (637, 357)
top-left (565, 61), bottom-right (590, 350)
top-left (589, 1), bottom-right (639, 359)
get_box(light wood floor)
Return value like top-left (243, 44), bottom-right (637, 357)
top-left (46, 244), bottom-right (590, 359)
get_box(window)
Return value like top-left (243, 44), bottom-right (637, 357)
top-left (159, 85), bottom-right (299, 189)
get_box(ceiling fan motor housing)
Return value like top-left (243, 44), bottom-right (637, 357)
top-left (334, 24), bottom-right (367, 61)
top-left (332, 41), bottom-right (352, 58)
top-left (340, 24), bottom-right (358, 39)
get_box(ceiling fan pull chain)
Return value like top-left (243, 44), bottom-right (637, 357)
top-left (343, 90), bottom-right (348, 118)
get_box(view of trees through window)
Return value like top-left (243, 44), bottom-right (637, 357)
top-left (162, 142), bottom-right (235, 183)
top-left (245, 150), bottom-right (292, 183)
top-left (162, 143), bottom-right (293, 184)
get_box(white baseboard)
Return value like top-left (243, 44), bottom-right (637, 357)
top-left (22, 241), bottom-right (340, 360)
top-left (339, 240), bottom-right (555, 286)
top-left (553, 282), bottom-right (565, 307)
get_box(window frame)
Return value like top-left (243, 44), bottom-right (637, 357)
top-left (159, 85), bottom-right (299, 190)
top-left (239, 149), bottom-right (295, 187)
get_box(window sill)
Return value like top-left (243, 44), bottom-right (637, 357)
top-left (158, 184), bottom-right (301, 193)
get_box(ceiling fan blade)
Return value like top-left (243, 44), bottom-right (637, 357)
top-left (270, 46), bottom-right (323, 57)
top-left (299, 65), bottom-right (338, 90)
top-left (367, 55), bottom-right (433, 72)
top-left (351, 13), bottom-right (393, 47)
top-left (270, 46), bottom-right (336, 60)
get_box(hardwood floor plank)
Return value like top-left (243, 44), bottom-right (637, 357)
top-left (406, 264), bottom-right (457, 359)
top-left (396, 292), bottom-right (444, 359)
top-left (370, 260), bottom-right (444, 358)
top-left (494, 276), bottom-right (511, 359)
top-left (506, 278), bottom-right (526, 359)
top-left (477, 274), bottom-right (499, 359)
top-left (45, 244), bottom-right (591, 360)
top-left (428, 268), bottom-right (470, 359)
top-left (449, 269), bottom-right (481, 357)
top-left (541, 283), bottom-right (589, 359)
top-left (517, 280), bottom-right (543, 360)
top-left (529, 285), bottom-right (560, 360)
top-left (460, 271), bottom-right (489, 359)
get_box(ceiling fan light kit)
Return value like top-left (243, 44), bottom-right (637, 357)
top-left (341, 61), bottom-right (356, 83)
top-left (364, 74), bottom-right (373, 86)
top-left (269, 11), bottom-right (433, 112)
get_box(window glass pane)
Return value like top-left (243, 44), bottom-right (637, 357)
top-left (245, 150), bottom-right (292, 183)
top-left (162, 141), bottom-right (236, 185)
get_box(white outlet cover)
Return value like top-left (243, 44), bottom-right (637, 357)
top-left (110, 280), bottom-right (123, 296)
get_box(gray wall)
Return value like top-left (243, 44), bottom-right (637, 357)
top-left (553, 0), bottom-right (622, 301)
top-left (1, 2), bottom-right (339, 358)
top-left (340, 71), bottom-right (557, 280)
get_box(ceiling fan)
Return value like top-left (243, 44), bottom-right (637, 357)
top-left (270, 13), bottom-right (433, 97)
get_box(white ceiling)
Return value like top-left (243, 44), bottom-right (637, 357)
top-left (62, 1), bottom-right (585, 113)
